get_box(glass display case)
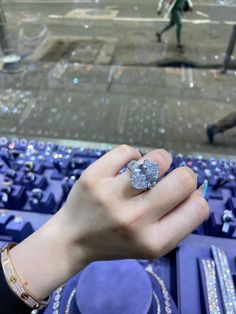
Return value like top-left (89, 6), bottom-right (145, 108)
top-left (0, 0), bottom-right (235, 313)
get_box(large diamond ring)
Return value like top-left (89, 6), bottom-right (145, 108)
top-left (127, 160), bottom-right (160, 191)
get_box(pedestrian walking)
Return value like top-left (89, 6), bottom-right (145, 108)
top-left (156, 0), bottom-right (193, 52)
top-left (207, 112), bottom-right (236, 143)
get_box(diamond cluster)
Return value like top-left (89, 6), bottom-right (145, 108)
top-left (201, 259), bottom-right (221, 314)
top-left (211, 246), bottom-right (236, 314)
top-left (127, 160), bottom-right (160, 191)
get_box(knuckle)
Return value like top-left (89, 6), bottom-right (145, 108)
top-left (149, 235), bottom-right (175, 258)
top-left (92, 182), bottom-right (113, 208)
top-left (145, 246), bottom-right (159, 259)
top-left (158, 149), bottom-right (173, 165)
top-left (79, 174), bottom-right (94, 191)
top-left (118, 145), bottom-right (140, 159)
top-left (116, 216), bottom-right (134, 235)
top-left (138, 236), bottom-right (160, 259)
top-left (177, 167), bottom-right (197, 192)
top-left (142, 240), bottom-right (162, 259)
top-left (114, 211), bottom-right (138, 235)
top-left (117, 218), bottom-right (130, 231)
top-left (161, 237), bottom-right (175, 254)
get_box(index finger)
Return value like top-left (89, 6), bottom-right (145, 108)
top-left (85, 145), bottom-right (141, 178)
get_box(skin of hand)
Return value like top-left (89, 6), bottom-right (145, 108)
top-left (10, 145), bottom-right (209, 301)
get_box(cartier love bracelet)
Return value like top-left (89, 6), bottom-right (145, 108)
top-left (1, 243), bottom-right (50, 310)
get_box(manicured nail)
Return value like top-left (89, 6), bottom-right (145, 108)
top-left (198, 180), bottom-right (209, 199)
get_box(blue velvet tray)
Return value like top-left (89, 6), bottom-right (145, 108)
top-left (43, 260), bottom-right (179, 314)
top-left (206, 187), bottom-right (236, 238)
top-left (176, 234), bottom-right (236, 314)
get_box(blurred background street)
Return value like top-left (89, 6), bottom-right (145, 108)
top-left (0, 0), bottom-right (235, 155)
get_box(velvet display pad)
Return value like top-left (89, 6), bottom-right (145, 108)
top-left (23, 174), bottom-right (48, 190)
top-left (76, 260), bottom-right (153, 314)
top-left (33, 162), bottom-right (45, 174)
top-left (20, 170), bottom-right (64, 214)
top-left (5, 219), bottom-right (34, 242)
top-left (208, 188), bottom-right (232, 206)
top-left (233, 273), bottom-right (236, 288)
top-left (43, 274), bottom-right (79, 314)
top-left (176, 234), bottom-right (236, 314)
top-left (207, 189), bottom-right (236, 238)
top-left (29, 192), bottom-right (56, 214)
top-left (208, 190), bottom-right (223, 200)
top-left (12, 172), bottom-right (25, 185)
top-left (53, 159), bottom-right (72, 173)
top-left (232, 187), bottom-right (236, 198)
top-left (71, 157), bottom-right (94, 169)
top-left (42, 258), bottom-right (179, 314)
top-left (70, 168), bottom-right (84, 179)
top-left (50, 170), bottom-right (64, 180)
top-left (0, 209), bottom-right (52, 240)
top-left (0, 161), bottom-right (8, 174)
top-left (0, 241), bottom-right (7, 249)
top-left (226, 197), bottom-right (236, 215)
top-left (206, 212), bottom-right (235, 238)
top-left (0, 185), bottom-right (26, 210)
top-left (0, 213), bottom-right (14, 233)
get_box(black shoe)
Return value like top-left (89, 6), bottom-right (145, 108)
top-left (156, 32), bottom-right (162, 43)
top-left (176, 44), bottom-right (185, 53)
top-left (206, 124), bottom-right (221, 144)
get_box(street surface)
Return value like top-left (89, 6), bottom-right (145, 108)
top-left (0, 0), bottom-right (235, 155)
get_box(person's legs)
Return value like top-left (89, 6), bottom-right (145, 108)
top-left (160, 20), bottom-right (175, 34)
top-left (217, 112), bottom-right (236, 130)
top-left (207, 112), bottom-right (236, 143)
top-left (156, 13), bottom-right (176, 42)
top-left (175, 10), bottom-right (184, 52)
top-left (175, 11), bottom-right (182, 45)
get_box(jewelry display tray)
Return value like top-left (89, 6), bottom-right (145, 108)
top-left (205, 187), bottom-right (236, 238)
top-left (40, 234), bottom-right (236, 314)
top-left (0, 139), bottom-right (235, 313)
top-left (41, 257), bottom-right (179, 314)
top-left (176, 234), bottom-right (236, 314)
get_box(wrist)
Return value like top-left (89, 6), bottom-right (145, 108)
top-left (52, 207), bottom-right (90, 274)
top-left (9, 209), bottom-right (88, 301)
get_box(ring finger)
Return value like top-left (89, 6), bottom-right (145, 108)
top-left (115, 149), bottom-right (172, 198)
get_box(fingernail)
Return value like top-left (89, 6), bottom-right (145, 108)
top-left (198, 180), bottom-right (209, 199)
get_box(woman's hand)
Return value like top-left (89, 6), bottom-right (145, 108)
top-left (10, 145), bottom-right (209, 301)
top-left (62, 145), bottom-right (209, 269)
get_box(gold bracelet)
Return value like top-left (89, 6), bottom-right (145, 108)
top-left (1, 243), bottom-right (50, 310)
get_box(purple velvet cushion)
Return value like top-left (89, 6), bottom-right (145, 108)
top-left (76, 260), bottom-right (153, 314)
